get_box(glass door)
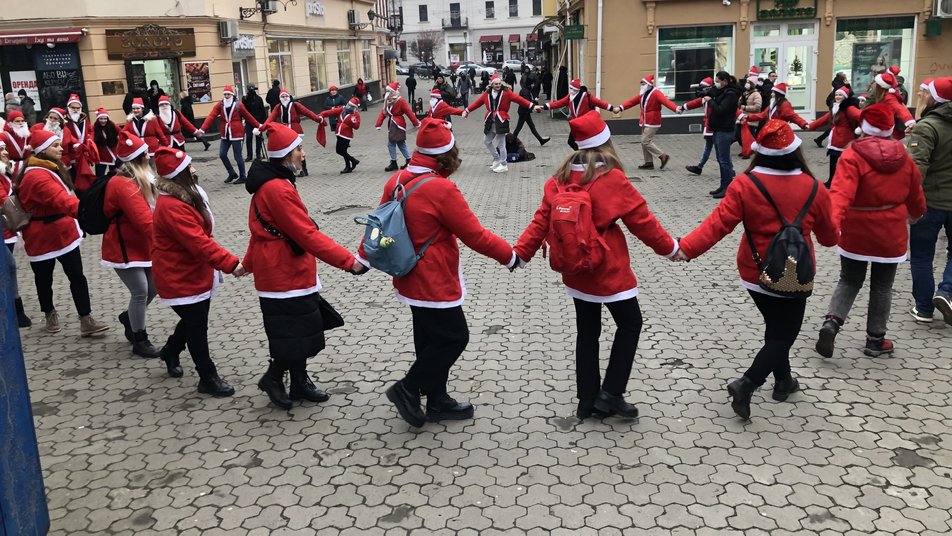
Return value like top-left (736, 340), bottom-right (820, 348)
top-left (751, 22), bottom-right (817, 114)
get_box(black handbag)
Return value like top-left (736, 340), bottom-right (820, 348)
top-left (316, 294), bottom-right (344, 330)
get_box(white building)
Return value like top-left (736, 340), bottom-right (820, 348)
top-left (397, 0), bottom-right (544, 66)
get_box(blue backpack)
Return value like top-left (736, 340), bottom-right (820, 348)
top-left (355, 174), bottom-right (437, 277)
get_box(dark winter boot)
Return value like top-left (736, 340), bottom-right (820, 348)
top-left (772, 375), bottom-right (801, 402)
top-left (197, 374), bottom-right (235, 397)
top-left (15, 298), bottom-right (32, 328)
top-left (132, 330), bottom-right (161, 358)
top-left (288, 362), bottom-right (330, 403)
top-left (258, 360), bottom-right (292, 409)
top-left (384, 160), bottom-right (399, 172)
top-left (118, 311), bottom-right (133, 342)
top-left (401, 160), bottom-right (410, 169)
top-left (425, 393), bottom-right (474, 422)
top-left (299, 159), bottom-right (309, 177)
top-left (815, 315), bottom-right (842, 358)
top-left (726, 376), bottom-right (756, 420)
top-left (349, 158), bottom-right (360, 172)
top-left (159, 345), bottom-right (184, 378)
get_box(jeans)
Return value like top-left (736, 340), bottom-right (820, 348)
top-left (513, 114), bottom-right (545, 144)
top-left (166, 299), bottom-right (218, 379)
top-left (460, 92), bottom-right (469, 107)
top-left (573, 297), bottom-right (643, 405)
top-left (910, 207), bottom-right (952, 314)
top-left (6, 242), bottom-right (20, 298)
top-left (114, 267), bottom-right (157, 332)
top-left (744, 291), bottom-right (806, 387)
top-left (29, 247), bottom-right (91, 315)
top-left (827, 257), bottom-right (898, 337)
top-left (484, 129), bottom-right (506, 162)
top-left (387, 140), bottom-right (411, 161)
top-left (712, 131), bottom-right (735, 191)
top-left (244, 124), bottom-right (263, 160)
top-left (219, 139), bottom-right (246, 179)
top-left (697, 136), bottom-right (714, 169)
top-left (403, 305), bottom-right (469, 398)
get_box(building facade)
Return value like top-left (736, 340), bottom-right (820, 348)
top-left (398, 0), bottom-right (545, 65)
top-left (0, 0), bottom-right (399, 121)
top-left (545, 0), bottom-right (952, 133)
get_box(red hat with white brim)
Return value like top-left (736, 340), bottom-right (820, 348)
top-left (929, 77), bottom-right (952, 104)
top-left (751, 119), bottom-right (802, 156)
top-left (67, 94), bottom-right (81, 107)
top-left (49, 107), bottom-right (66, 119)
top-left (223, 86), bottom-right (236, 95)
top-left (920, 78), bottom-right (934, 91)
top-left (642, 74), bottom-right (655, 86)
top-left (386, 82), bottom-right (399, 93)
top-left (570, 110), bottom-right (611, 150)
top-left (6, 110), bottom-right (23, 122)
top-left (157, 96), bottom-right (171, 106)
top-left (874, 72), bottom-right (897, 92)
top-left (96, 108), bottom-right (110, 119)
top-left (491, 74), bottom-right (501, 82)
top-left (771, 83), bottom-right (789, 96)
top-left (700, 77), bottom-right (713, 87)
top-left (154, 147), bottom-right (192, 179)
top-left (415, 118), bottom-right (455, 155)
top-left (888, 65), bottom-right (901, 76)
top-left (279, 90), bottom-right (291, 99)
top-left (29, 129), bottom-right (60, 154)
top-left (856, 103), bottom-right (894, 137)
top-left (116, 130), bottom-right (148, 162)
top-left (748, 66), bottom-right (760, 78)
top-left (261, 123), bottom-right (302, 159)
top-left (430, 89), bottom-right (442, 99)
top-left (348, 97), bottom-right (360, 106)
top-left (834, 87), bottom-right (852, 99)
top-left (569, 78), bottom-right (581, 90)
top-left (131, 98), bottom-right (145, 109)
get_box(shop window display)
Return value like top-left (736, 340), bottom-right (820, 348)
top-left (657, 25), bottom-right (734, 105)
top-left (834, 17), bottom-right (915, 95)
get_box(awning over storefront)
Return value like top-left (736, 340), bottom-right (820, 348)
top-left (0, 27), bottom-right (84, 46)
top-left (479, 35), bottom-right (503, 43)
top-left (526, 34), bottom-right (538, 42)
top-left (509, 34), bottom-right (521, 42)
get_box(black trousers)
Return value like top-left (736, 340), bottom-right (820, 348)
top-left (827, 149), bottom-right (842, 185)
top-left (744, 291), bottom-right (807, 387)
top-left (29, 247), bottom-right (91, 315)
top-left (513, 113), bottom-right (545, 144)
top-left (336, 136), bottom-right (357, 168)
top-left (567, 132), bottom-right (578, 151)
top-left (244, 124), bottom-right (264, 159)
top-left (167, 299), bottom-right (218, 379)
top-left (403, 305), bottom-right (469, 397)
top-left (573, 297), bottom-right (643, 404)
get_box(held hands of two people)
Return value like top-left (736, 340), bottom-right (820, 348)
top-left (507, 252), bottom-right (528, 273)
top-left (232, 263), bottom-right (247, 278)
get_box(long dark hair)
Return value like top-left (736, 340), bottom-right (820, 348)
top-left (94, 120), bottom-right (118, 150)
top-left (169, 167), bottom-right (209, 224)
top-left (15, 150), bottom-right (74, 191)
top-left (745, 147), bottom-right (815, 179)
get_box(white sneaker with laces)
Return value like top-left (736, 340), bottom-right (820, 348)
top-left (493, 162), bottom-right (508, 173)
top-left (489, 159), bottom-right (499, 168)
top-left (910, 306), bottom-right (934, 323)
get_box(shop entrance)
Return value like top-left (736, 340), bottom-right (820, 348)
top-left (751, 22), bottom-right (817, 114)
top-left (125, 59), bottom-right (181, 106)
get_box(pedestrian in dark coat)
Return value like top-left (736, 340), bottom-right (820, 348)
top-left (266, 80), bottom-right (282, 111)
top-left (242, 85), bottom-right (267, 161)
top-left (178, 91), bottom-right (211, 150)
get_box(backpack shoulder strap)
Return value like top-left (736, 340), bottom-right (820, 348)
top-left (791, 178), bottom-right (819, 227)
top-left (746, 172), bottom-right (788, 226)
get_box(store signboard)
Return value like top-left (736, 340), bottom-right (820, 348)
top-left (850, 40), bottom-right (902, 93)
top-left (33, 47), bottom-right (81, 71)
top-left (564, 25), bottom-right (585, 40)
top-left (756, 0), bottom-right (818, 20)
top-left (306, 1), bottom-right (326, 17)
top-left (10, 71), bottom-right (41, 110)
top-left (105, 24), bottom-right (196, 60)
top-left (184, 61), bottom-right (212, 103)
top-left (39, 70), bottom-right (83, 110)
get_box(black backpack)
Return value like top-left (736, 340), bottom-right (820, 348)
top-left (744, 173), bottom-right (819, 298)
top-left (77, 173), bottom-right (118, 235)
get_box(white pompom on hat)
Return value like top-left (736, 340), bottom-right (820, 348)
top-left (116, 131), bottom-right (148, 161)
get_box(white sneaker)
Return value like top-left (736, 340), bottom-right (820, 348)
top-left (493, 162), bottom-right (508, 173)
top-left (489, 159), bottom-right (499, 168)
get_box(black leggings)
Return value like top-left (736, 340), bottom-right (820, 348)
top-left (567, 132), bottom-right (578, 151)
top-left (513, 114), bottom-right (545, 144)
top-left (573, 297), bottom-right (643, 404)
top-left (29, 247), bottom-right (91, 315)
top-left (827, 149), bottom-right (842, 185)
top-left (404, 305), bottom-right (469, 398)
top-left (744, 291), bottom-right (807, 386)
top-left (336, 136), bottom-right (357, 168)
top-left (166, 299), bottom-right (218, 379)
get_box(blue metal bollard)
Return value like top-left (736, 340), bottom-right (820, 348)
top-left (0, 221), bottom-right (50, 536)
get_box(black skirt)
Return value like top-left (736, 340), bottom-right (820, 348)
top-left (259, 292), bottom-right (325, 362)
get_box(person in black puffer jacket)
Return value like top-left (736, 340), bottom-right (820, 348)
top-left (706, 71), bottom-right (742, 198)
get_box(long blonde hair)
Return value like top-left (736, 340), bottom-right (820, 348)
top-left (117, 153), bottom-right (156, 206)
top-left (552, 139), bottom-right (625, 184)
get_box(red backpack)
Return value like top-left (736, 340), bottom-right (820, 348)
top-left (544, 180), bottom-right (608, 275)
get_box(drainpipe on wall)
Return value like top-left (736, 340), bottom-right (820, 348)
top-left (595, 0), bottom-right (603, 97)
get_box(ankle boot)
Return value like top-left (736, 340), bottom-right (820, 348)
top-left (593, 390), bottom-right (639, 418)
top-left (197, 374), bottom-right (235, 397)
top-left (118, 311), bottom-right (133, 342)
top-left (258, 360), bottom-right (292, 409)
top-left (400, 160), bottom-right (410, 169)
top-left (299, 160), bottom-right (309, 177)
top-left (384, 160), bottom-right (398, 171)
top-left (726, 376), bottom-right (756, 420)
top-left (15, 298), bottom-right (32, 328)
top-left (288, 362), bottom-right (330, 403)
top-left (772, 375), bottom-right (801, 402)
top-left (425, 393), bottom-right (474, 422)
top-left (160, 345), bottom-right (184, 378)
top-left (815, 315), bottom-right (842, 358)
top-left (132, 330), bottom-right (161, 358)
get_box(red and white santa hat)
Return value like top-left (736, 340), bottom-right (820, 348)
top-left (748, 66), bottom-right (760, 78)
top-left (430, 88), bottom-right (442, 99)
top-left (642, 74), bottom-right (655, 86)
top-left (47, 107), bottom-right (66, 120)
top-left (261, 123), bottom-right (302, 158)
top-left (279, 90), bottom-right (291, 99)
top-left (699, 77), bottom-right (713, 87)
top-left (490, 73), bottom-right (501, 82)
top-left (222, 86), bottom-right (236, 96)
top-left (834, 86), bottom-right (852, 100)
top-left (920, 78), bottom-right (934, 91)
top-left (131, 98), bottom-right (145, 109)
top-left (569, 78), bottom-right (581, 90)
top-left (96, 108), bottom-right (110, 120)
top-left (348, 97), bottom-right (360, 106)
top-left (929, 77), bottom-right (952, 104)
top-left (415, 118), bottom-right (455, 155)
top-left (157, 95), bottom-right (171, 106)
top-left (385, 82), bottom-right (399, 93)
top-left (858, 93), bottom-right (868, 102)
top-left (569, 110), bottom-right (611, 150)
top-left (29, 129), bottom-right (60, 154)
top-left (771, 82), bottom-right (790, 96)
top-left (154, 146), bottom-right (193, 179)
top-left (66, 94), bottom-right (81, 107)
top-left (874, 72), bottom-right (897, 92)
top-left (116, 130), bottom-right (148, 162)
top-left (751, 119), bottom-right (802, 156)
top-left (856, 103), bottom-right (894, 138)
top-left (6, 110), bottom-right (23, 122)
top-left (888, 65), bottom-right (901, 77)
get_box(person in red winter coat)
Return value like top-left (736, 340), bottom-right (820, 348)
top-left (195, 86), bottom-right (261, 185)
top-left (740, 83), bottom-right (808, 129)
top-left (867, 71), bottom-right (916, 139)
top-left (259, 90), bottom-right (322, 176)
top-left (613, 74), bottom-right (677, 170)
top-left (317, 97), bottom-right (361, 174)
top-left (15, 129), bottom-right (110, 337)
top-left (514, 110), bottom-right (679, 420)
top-left (355, 118), bottom-right (520, 428)
top-left (427, 88), bottom-right (465, 121)
top-left (93, 108), bottom-right (122, 177)
top-left (153, 96), bottom-right (201, 151)
top-left (242, 123), bottom-right (366, 410)
top-left (1, 111), bottom-right (31, 175)
top-left (0, 140), bottom-right (32, 327)
top-left (815, 104), bottom-right (926, 359)
top-left (151, 147), bottom-right (244, 397)
top-left (806, 86), bottom-right (861, 188)
top-left (123, 98), bottom-right (168, 158)
top-left (533, 77), bottom-right (613, 149)
top-left (64, 94), bottom-right (99, 194)
top-left (680, 77), bottom-right (716, 176)
top-left (376, 82), bottom-right (420, 172)
top-left (675, 120), bottom-right (839, 420)
top-left (463, 74), bottom-right (534, 174)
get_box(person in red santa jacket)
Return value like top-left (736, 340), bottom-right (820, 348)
top-left (1, 110), bottom-right (31, 176)
top-left (242, 123), bottom-right (365, 410)
top-left (807, 86), bottom-right (861, 188)
top-left (124, 98), bottom-right (168, 158)
top-left (675, 120), bottom-right (839, 420)
top-left (104, 131), bottom-right (163, 358)
top-left (151, 146), bottom-right (244, 396)
top-left (514, 110), bottom-right (679, 420)
top-left (739, 82), bottom-right (809, 130)
top-left (259, 90), bottom-right (322, 177)
top-left (317, 97), bottom-right (361, 174)
top-left (195, 86), bottom-right (261, 185)
top-left (613, 74), bottom-right (678, 170)
top-left (427, 88), bottom-right (465, 121)
top-left (679, 77), bottom-right (716, 176)
top-left (153, 96), bottom-right (201, 152)
top-left (815, 104), bottom-right (926, 360)
top-left (15, 129), bottom-right (109, 337)
top-left (93, 108), bottom-right (122, 177)
top-left (31, 108), bottom-right (75, 168)
top-left (64, 93), bottom-right (99, 193)
top-left (463, 74), bottom-right (534, 174)
top-left (867, 71), bottom-right (916, 139)
top-left (355, 118), bottom-right (521, 428)
top-left (0, 140), bottom-right (32, 327)
top-left (533, 77), bottom-right (613, 149)
top-left (375, 82), bottom-right (420, 172)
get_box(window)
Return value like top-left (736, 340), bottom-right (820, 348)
top-left (532, 0), bottom-right (542, 16)
top-left (337, 40), bottom-right (353, 85)
top-left (656, 25), bottom-right (734, 105)
top-left (361, 40), bottom-right (373, 80)
top-left (509, 0), bottom-right (518, 17)
top-left (267, 39), bottom-right (293, 91)
top-left (419, 5), bottom-right (428, 22)
top-left (486, 1), bottom-right (495, 19)
top-left (834, 17), bottom-right (915, 97)
top-left (307, 40), bottom-right (327, 92)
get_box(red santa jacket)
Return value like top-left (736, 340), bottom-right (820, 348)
top-left (263, 102), bottom-right (321, 134)
top-left (829, 136), bottom-right (926, 263)
top-left (199, 100), bottom-right (260, 141)
top-left (95, 122), bottom-right (122, 165)
top-left (808, 105), bottom-right (861, 152)
top-left (620, 88), bottom-right (678, 129)
top-left (243, 172), bottom-right (357, 297)
top-left (16, 158), bottom-right (82, 261)
top-left (1, 125), bottom-right (30, 161)
top-left (515, 165), bottom-right (677, 302)
top-left (428, 100), bottom-right (465, 121)
top-left (683, 97), bottom-right (713, 136)
top-left (881, 92), bottom-right (915, 140)
top-left (155, 110), bottom-right (200, 148)
top-left (124, 114), bottom-right (169, 156)
top-left (1, 170), bottom-right (16, 243)
top-left (679, 168), bottom-right (838, 292)
top-left (152, 183), bottom-right (239, 305)
top-left (357, 155), bottom-right (514, 307)
top-left (318, 107), bottom-right (360, 140)
top-left (375, 98), bottom-right (420, 131)
top-left (745, 99), bottom-right (808, 129)
top-left (465, 89), bottom-right (533, 123)
top-left (101, 175), bottom-right (154, 268)
top-left (543, 91), bottom-right (611, 118)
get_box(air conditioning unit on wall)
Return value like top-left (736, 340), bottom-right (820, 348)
top-left (263, 0), bottom-right (279, 14)
top-left (219, 20), bottom-right (239, 42)
top-left (936, 0), bottom-right (952, 17)
top-left (347, 10), bottom-right (359, 26)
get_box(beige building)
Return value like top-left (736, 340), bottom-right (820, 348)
top-left (540, 0), bottom-right (952, 133)
top-left (0, 0), bottom-right (400, 121)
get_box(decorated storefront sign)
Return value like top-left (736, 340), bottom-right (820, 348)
top-left (184, 61), bottom-right (212, 102)
top-left (105, 24), bottom-right (196, 60)
top-left (756, 0), bottom-right (818, 20)
top-left (9, 71), bottom-right (41, 109)
top-left (306, 1), bottom-right (326, 17)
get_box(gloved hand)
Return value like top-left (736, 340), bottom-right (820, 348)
top-left (253, 128), bottom-right (260, 137)
top-left (507, 253), bottom-right (527, 272)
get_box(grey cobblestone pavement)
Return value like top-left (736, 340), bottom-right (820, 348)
top-left (13, 97), bottom-right (952, 535)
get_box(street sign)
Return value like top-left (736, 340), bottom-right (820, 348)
top-left (756, 0), bottom-right (818, 20)
top-left (564, 25), bottom-right (585, 40)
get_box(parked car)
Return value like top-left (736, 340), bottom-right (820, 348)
top-left (396, 64), bottom-right (410, 76)
top-left (457, 62), bottom-right (496, 76)
top-left (502, 60), bottom-right (533, 72)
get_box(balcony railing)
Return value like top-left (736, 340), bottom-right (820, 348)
top-left (442, 16), bottom-right (468, 29)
